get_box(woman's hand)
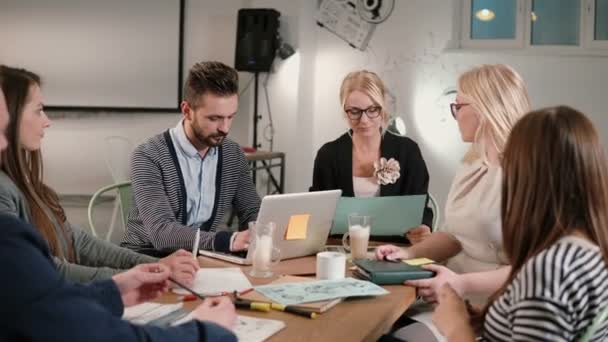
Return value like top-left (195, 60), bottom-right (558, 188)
top-left (405, 264), bottom-right (464, 304)
top-left (433, 284), bottom-right (475, 341)
top-left (406, 225), bottom-right (432, 245)
top-left (112, 263), bottom-right (171, 307)
top-left (159, 249), bottom-right (199, 287)
top-left (374, 244), bottom-right (409, 261)
top-left (191, 296), bottom-right (237, 330)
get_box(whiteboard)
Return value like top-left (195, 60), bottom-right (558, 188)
top-left (0, 0), bottom-right (182, 110)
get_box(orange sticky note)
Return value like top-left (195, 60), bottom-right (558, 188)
top-left (285, 214), bottom-right (309, 240)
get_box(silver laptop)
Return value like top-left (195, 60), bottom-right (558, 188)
top-left (199, 190), bottom-right (342, 265)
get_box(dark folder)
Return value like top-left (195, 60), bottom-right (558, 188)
top-left (353, 259), bottom-right (435, 285)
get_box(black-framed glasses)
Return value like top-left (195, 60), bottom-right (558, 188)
top-left (345, 106), bottom-right (382, 120)
top-left (450, 103), bottom-right (470, 118)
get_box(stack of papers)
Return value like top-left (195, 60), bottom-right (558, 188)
top-left (122, 302), bottom-right (184, 325)
top-left (125, 302), bottom-right (286, 342)
top-left (173, 314), bottom-right (285, 342)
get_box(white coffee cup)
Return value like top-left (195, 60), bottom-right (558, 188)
top-left (342, 214), bottom-right (371, 259)
top-left (316, 251), bottom-right (346, 280)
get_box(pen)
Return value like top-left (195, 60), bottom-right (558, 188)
top-left (234, 298), bottom-right (271, 312)
top-left (169, 277), bottom-right (206, 301)
top-left (271, 303), bottom-right (318, 319)
top-left (192, 229), bottom-right (201, 260)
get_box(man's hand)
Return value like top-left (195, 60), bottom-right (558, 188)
top-left (112, 263), bottom-right (170, 307)
top-left (159, 249), bottom-right (199, 287)
top-left (405, 264), bottom-right (464, 304)
top-left (232, 229), bottom-right (250, 251)
top-left (405, 225), bottom-right (432, 245)
top-left (191, 296), bottom-right (237, 330)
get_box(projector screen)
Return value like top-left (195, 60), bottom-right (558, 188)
top-left (0, 0), bottom-right (183, 110)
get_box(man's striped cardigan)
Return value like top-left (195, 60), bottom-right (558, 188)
top-left (121, 131), bottom-right (261, 255)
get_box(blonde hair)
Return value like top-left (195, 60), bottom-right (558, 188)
top-left (458, 64), bottom-right (531, 163)
top-left (339, 70), bottom-right (390, 128)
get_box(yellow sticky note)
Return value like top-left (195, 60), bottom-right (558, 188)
top-left (285, 214), bottom-right (309, 240)
top-left (403, 258), bottom-right (435, 266)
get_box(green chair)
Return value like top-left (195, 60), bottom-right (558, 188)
top-left (578, 306), bottom-right (608, 342)
top-left (428, 193), bottom-right (440, 231)
top-left (87, 181), bottom-right (132, 241)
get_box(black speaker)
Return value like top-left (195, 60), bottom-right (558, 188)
top-left (234, 8), bottom-right (280, 72)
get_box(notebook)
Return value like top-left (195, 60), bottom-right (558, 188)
top-left (254, 277), bottom-right (389, 306)
top-left (172, 267), bottom-right (252, 296)
top-left (239, 275), bottom-right (342, 313)
top-left (353, 259), bottom-right (435, 285)
top-left (331, 195), bottom-right (428, 235)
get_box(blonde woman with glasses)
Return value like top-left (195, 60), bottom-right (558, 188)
top-left (376, 64), bottom-right (531, 341)
top-left (311, 70), bottom-right (433, 243)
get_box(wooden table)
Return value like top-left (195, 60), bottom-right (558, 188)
top-left (161, 256), bottom-right (416, 342)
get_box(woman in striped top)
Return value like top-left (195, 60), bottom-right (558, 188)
top-left (433, 106), bottom-right (608, 341)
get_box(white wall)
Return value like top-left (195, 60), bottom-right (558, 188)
top-left (44, 0), bottom-right (251, 194)
top-left (43, 0), bottom-right (608, 214)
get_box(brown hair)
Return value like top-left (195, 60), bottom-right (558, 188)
top-left (183, 61), bottom-right (238, 108)
top-left (0, 65), bottom-right (74, 261)
top-left (486, 106), bottom-right (608, 319)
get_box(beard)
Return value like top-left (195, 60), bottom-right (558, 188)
top-left (192, 125), bottom-right (227, 147)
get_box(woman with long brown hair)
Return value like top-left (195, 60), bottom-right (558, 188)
top-left (0, 65), bottom-right (199, 283)
top-left (433, 106), bottom-right (608, 341)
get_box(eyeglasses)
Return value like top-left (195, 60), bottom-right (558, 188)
top-left (450, 103), bottom-right (470, 118)
top-left (345, 106), bottom-right (382, 120)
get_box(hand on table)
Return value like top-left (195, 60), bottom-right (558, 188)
top-left (159, 249), bottom-right (199, 287)
top-left (112, 263), bottom-right (171, 307)
top-left (232, 229), bottom-right (250, 251)
top-left (374, 244), bottom-right (409, 261)
top-left (191, 296), bottom-right (237, 330)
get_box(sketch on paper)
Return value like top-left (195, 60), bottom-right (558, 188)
top-left (254, 277), bottom-right (389, 305)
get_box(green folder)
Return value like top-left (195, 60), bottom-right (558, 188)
top-left (353, 259), bottom-right (435, 285)
top-left (330, 195), bottom-right (428, 235)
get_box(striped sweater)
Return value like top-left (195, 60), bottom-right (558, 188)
top-left (483, 236), bottom-right (608, 341)
top-left (121, 131), bottom-right (260, 254)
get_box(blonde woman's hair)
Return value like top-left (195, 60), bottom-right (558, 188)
top-left (339, 70), bottom-right (390, 128)
top-left (458, 64), bottom-right (531, 163)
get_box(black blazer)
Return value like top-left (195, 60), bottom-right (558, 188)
top-left (310, 131), bottom-right (433, 228)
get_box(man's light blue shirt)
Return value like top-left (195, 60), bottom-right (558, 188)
top-left (169, 120), bottom-right (218, 227)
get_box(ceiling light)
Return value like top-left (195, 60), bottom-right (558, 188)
top-left (531, 12), bottom-right (538, 22)
top-left (475, 9), bottom-right (495, 22)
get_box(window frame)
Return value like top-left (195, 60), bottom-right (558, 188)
top-left (458, 0), bottom-right (608, 54)
top-left (460, 0), bottom-right (526, 49)
top-left (582, 0), bottom-right (608, 49)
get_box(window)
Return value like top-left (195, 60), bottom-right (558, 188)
top-left (531, 0), bottom-right (580, 45)
top-left (461, 0), bottom-right (524, 48)
top-left (459, 0), bottom-right (608, 53)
